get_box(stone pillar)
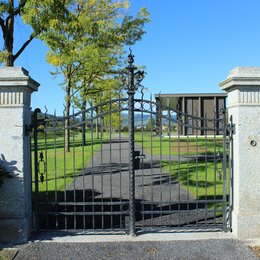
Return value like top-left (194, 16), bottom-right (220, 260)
top-left (219, 67), bottom-right (260, 240)
top-left (0, 67), bottom-right (39, 244)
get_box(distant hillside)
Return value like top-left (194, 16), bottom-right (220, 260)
top-left (121, 113), bottom-right (152, 126)
top-left (121, 113), bottom-right (176, 127)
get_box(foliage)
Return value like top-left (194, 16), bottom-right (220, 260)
top-left (0, 165), bottom-right (8, 187)
top-left (146, 117), bottom-right (156, 131)
top-left (43, 0), bottom-right (149, 151)
top-left (0, 154), bottom-right (19, 187)
top-left (0, 0), bottom-right (71, 66)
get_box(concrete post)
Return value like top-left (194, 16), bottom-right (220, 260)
top-left (220, 67), bottom-right (260, 240)
top-left (0, 67), bottom-right (39, 244)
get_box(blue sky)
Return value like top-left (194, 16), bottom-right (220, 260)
top-left (9, 0), bottom-right (260, 114)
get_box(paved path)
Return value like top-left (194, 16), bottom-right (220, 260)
top-left (69, 138), bottom-right (190, 203)
top-left (66, 138), bottom-right (217, 229)
top-left (14, 239), bottom-right (258, 260)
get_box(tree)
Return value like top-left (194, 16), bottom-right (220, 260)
top-left (0, 0), bottom-right (70, 66)
top-left (45, 0), bottom-right (149, 152)
top-left (84, 78), bottom-right (124, 139)
top-left (146, 117), bottom-right (156, 131)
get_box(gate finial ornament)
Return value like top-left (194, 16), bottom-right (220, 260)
top-left (121, 49), bottom-right (144, 94)
top-left (128, 48), bottom-right (134, 64)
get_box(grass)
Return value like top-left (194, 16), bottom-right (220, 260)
top-left (162, 160), bottom-right (228, 200)
top-left (0, 248), bottom-right (18, 260)
top-left (32, 131), bottom-right (109, 194)
top-left (135, 131), bottom-right (229, 201)
top-left (32, 130), bottom-right (229, 204)
top-left (134, 131), bottom-right (224, 156)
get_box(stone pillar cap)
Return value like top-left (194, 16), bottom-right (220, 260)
top-left (220, 67), bottom-right (260, 92)
top-left (0, 67), bottom-right (40, 92)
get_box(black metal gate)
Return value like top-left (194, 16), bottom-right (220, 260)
top-left (31, 53), bottom-right (233, 235)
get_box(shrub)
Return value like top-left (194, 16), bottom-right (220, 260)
top-left (0, 166), bottom-right (9, 187)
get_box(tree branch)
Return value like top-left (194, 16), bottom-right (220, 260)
top-left (0, 17), bottom-right (5, 31)
top-left (13, 0), bottom-right (27, 16)
top-left (13, 33), bottom-right (34, 62)
top-left (6, 0), bottom-right (27, 23)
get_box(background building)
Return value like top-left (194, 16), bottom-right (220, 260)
top-left (155, 93), bottom-right (227, 135)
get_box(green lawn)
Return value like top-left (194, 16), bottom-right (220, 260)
top-left (162, 160), bottom-right (228, 200)
top-left (134, 131), bottom-right (229, 200)
top-left (32, 131), bottom-right (109, 194)
top-left (134, 132), bottom-right (224, 156)
top-left (32, 130), bottom-right (229, 203)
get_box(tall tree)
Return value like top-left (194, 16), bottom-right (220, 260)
top-left (45, 0), bottom-right (149, 152)
top-left (0, 0), bottom-right (70, 66)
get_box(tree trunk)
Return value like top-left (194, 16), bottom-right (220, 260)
top-left (65, 83), bottom-right (71, 152)
top-left (3, 5), bottom-right (14, 67)
top-left (6, 52), bottom-right (14, 66)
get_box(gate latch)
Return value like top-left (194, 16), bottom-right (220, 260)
top-left (134, 151), bottom-right (146, 170)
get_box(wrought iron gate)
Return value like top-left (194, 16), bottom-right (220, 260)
top-left (32, 53), bottom-right (233, 235)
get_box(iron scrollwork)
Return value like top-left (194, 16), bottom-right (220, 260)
top-left (38, 151), bottom-right (47, 183)
top-left (120, 49), bottom-right (144, 94)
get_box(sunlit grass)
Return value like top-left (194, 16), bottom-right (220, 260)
top-left (32, 130), bottom-right (229, 204)
top-left (134, 131), bottom-right (224, 156)
top-left (32, 132), bottom-right (109, 193)
top-left (162, 160), bottom-right (228, 200)
top-left (135, 131), bottom-right (229, 204)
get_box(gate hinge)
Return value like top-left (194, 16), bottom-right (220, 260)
top-left (228, 123), bottom-right (235, 136)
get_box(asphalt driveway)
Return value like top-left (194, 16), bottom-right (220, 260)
top-left (13, 239), bottom-right (259, 260)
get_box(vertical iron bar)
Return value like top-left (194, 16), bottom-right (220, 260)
top-left (33, 109), bottom-right (40, 231)
top-left (128, 88), bottom-right (136, 236)
top-left (82, 109), bottom-right (86, 230)
top-left (118, 93), bottom-right (123, 229)
top-left (53, 111), bottom-right (58, 230)
top-left (150, 94), bottom-right (154, 227)
top-left (141, 101), bottom-right (145, 227)
top-left (122, 50), bottom-right (144, 235)
top-left (63, 109), bottom-right (67, 230)
top-left (186, 117), bottom-right (190, 227)
top-left (213, 114), bottom-right (217, 227)
top-left (168, 107), bottom-right (172, 227)
top-left (222, 110), bottom-right (228, 231)
top-left (72, 110), bottom-right (76, 229)
top-left (44, 116), bottom-right (49, 228)
top-left (177, 113), bottom-right (181, 227)
top-left (228, 115), bottom-right (234, 231)
top-left (91, 105), bottom-right (95, 230)
top-left (44, 114), bottom-right (49, 229)
top-left (204, 115), bottom-right (208, 226)
top-left (109, 92), bottom-right (113, 229)
top-left (100, 96), bottom-right (104, 229)
top-left (159, 110), bottom-right (163, 226)
top-left (195, 114), bottom-right (199, 227)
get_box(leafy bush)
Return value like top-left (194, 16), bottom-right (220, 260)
top-left (0, 166), bottom-right (9, 187)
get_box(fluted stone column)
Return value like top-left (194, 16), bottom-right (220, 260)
top-left (220, 67), bottom-right (260, 240)
top-left (0, 67), bottom-right (39, 244)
